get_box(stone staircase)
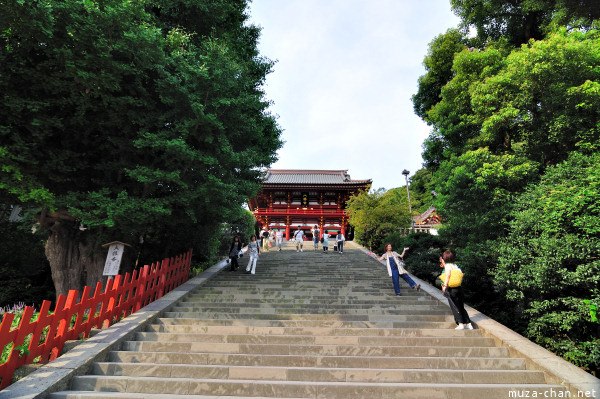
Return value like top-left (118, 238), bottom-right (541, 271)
top-left (48, 241), bottom-right (567, 398)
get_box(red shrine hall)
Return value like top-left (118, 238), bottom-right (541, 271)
top-left (248, 169), bottom-right (372, 240)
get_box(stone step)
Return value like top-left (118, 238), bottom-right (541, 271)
top-left (168, 306), bottom-right (449, 315)
top-left (133, 332), bottom-right (496, 347)
top-left (188, 296), bottom-right (426, 305)
top-left (90, 362), bottom-right (547, 384)
top-left (145, 324), bottom-right (481, 337)
top-left (120, 341), bottom-right (510, 357)
top-left (155, 317), bottom-right (457, 329)
top-left (66, 376), bottom-right (567, 399)
top-left (109, 351), bottom-right (527, 370)
top-left (162, 311), bottom-right (451, 320)
top-left (187, 292), bottom-right (422, 299)
top-left (180, 297), bottom-right (436, 304)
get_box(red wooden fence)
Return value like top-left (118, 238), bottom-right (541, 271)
top-left (0, 249), bottom-right (192, 390)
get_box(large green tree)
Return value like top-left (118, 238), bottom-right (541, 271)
top-left (346, 188), bottom-right (412, 250)
top-left (470, 28), bottom-right (600, 163)
top-left (418, 27), bottom-right (600, 171)
top-left (0, 0), bottom-right (281, 297)
top-left (433, 148), bottom-right (539, 246)
top-left (451, 0), bottom-right (600, 47)
top-left (412, 29), bottom-right (468, 122)
top-left (418, 40), bottom-right (513, 168)
top-left (493, 152), bottom-right (600, 374)
top-left (412, 2), bottom-right (600, 372)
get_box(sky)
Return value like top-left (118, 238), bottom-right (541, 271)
top-left (246, 0), bottom-right (461, 190)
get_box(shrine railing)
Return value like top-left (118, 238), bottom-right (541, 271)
top-left (253, 208), bottom-right (345, 215)
top-left (0, 249), bottom-right (193, 390)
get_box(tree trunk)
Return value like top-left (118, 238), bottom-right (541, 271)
top-left (45, 223), bottom-right (107, 299)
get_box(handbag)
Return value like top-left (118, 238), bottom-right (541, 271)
top-left (439, 264), bottom-right (463, 287)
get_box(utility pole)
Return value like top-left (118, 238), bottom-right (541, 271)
top-left (402, 169), bottom-right (413, 233)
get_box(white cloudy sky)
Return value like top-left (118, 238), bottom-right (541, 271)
top-left (247, 0), bottom-right (461, 190)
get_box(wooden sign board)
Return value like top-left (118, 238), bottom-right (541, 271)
top-left (103, 243), bottom-right (124, 276)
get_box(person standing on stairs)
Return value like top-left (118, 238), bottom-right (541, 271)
top-left (336, 231), bottom-right (345, 254)
top-left (322, 230), bottom-right (329, 252)
top-left (294, 228), bottom-right (305, 252)
top-left (261, 228), bottom-right (270, 252)
top-left (311, 225), bottom-right (320, 251)
top-left (440, 250), bottom-right (473, 330)
top-left (229, 235), bottom-right (244, 271)
top-left (275, 229), bottom-right (284, 251)
top-left (375, 244), bottom-right (420, 296)
top-left (245, 234), bottom-right (261, 275)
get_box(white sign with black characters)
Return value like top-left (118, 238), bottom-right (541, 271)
top-left (103, 243), bottom-right (124, 276)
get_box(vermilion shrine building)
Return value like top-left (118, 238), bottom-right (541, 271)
top-left (248, 169), bottom-right (372, 240)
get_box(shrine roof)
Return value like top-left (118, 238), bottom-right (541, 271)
top-left (263, 169), bottom-right (372, 186)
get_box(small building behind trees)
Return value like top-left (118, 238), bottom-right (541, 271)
top-left (412, 205), bottom-right (442, 234)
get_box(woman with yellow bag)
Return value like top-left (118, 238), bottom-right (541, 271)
top-left (440, 250), bottom-right (473, 330)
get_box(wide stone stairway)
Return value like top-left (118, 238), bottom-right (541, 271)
top-left (49, 241), bottom-right (567, 398)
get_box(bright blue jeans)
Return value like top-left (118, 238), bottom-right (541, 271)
top-left (391, 267), bottom-right (417, 295)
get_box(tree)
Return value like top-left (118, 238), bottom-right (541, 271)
top-left (345, 189), bottom-right (412, 250)
top-left (420, 27), bottom-right (600, 169)
top-left (433, 148), bottom-right (539, 247)
top-left (0, 219), bottom-right (54, 308)
top-left (430, 148), bottom-right (540, 315)
top-left (450, 0), bottom-right (600, 47)
top-left (216, 208), bottom-right (256, 259)
top-left (412, 29), bottom-right (468, 122)
top-left (470, 28), bottom-right (600, 164)
top-left (414, 0), bottom-right (600, 374)
top-left (0, 0), bottom-right (282, 297)
top-left (493, 152), bottom-right (600, 374)
top-left (408, 168), bottom-right (436, 213)
top-left (421, 41), bottom-right (512, 168)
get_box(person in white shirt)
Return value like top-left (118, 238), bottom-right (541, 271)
top-left (374, 244), bottom-right (420, 296)
top-left (245, 235), bottom-right (261, 275)
top-left (336, 232), bottom-right (345, 254)
top-left (294, 229), bottom-right (305, 252)
top-left (322, 230), bottom-right (329, 252)
top-left (275, 230), bottom-right (283, 251)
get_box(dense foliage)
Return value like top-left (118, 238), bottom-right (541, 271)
top-left (450, 0), bottom-right (600, 46)
top-left (345, 188), bottom-right (412, 250)
top-left (0, 0), bottom-right (282, 296)
top-left (0, 220), bottom-right (54, 308)
top-left (494, 152), bottom-right (600, 372)
top-left (411, 1), bottom-right (600, 374)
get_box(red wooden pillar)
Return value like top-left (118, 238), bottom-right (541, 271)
top-left (319, 216), bottom-right (324, 238)
top-left (285, 215), bottom-right (290, 241)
